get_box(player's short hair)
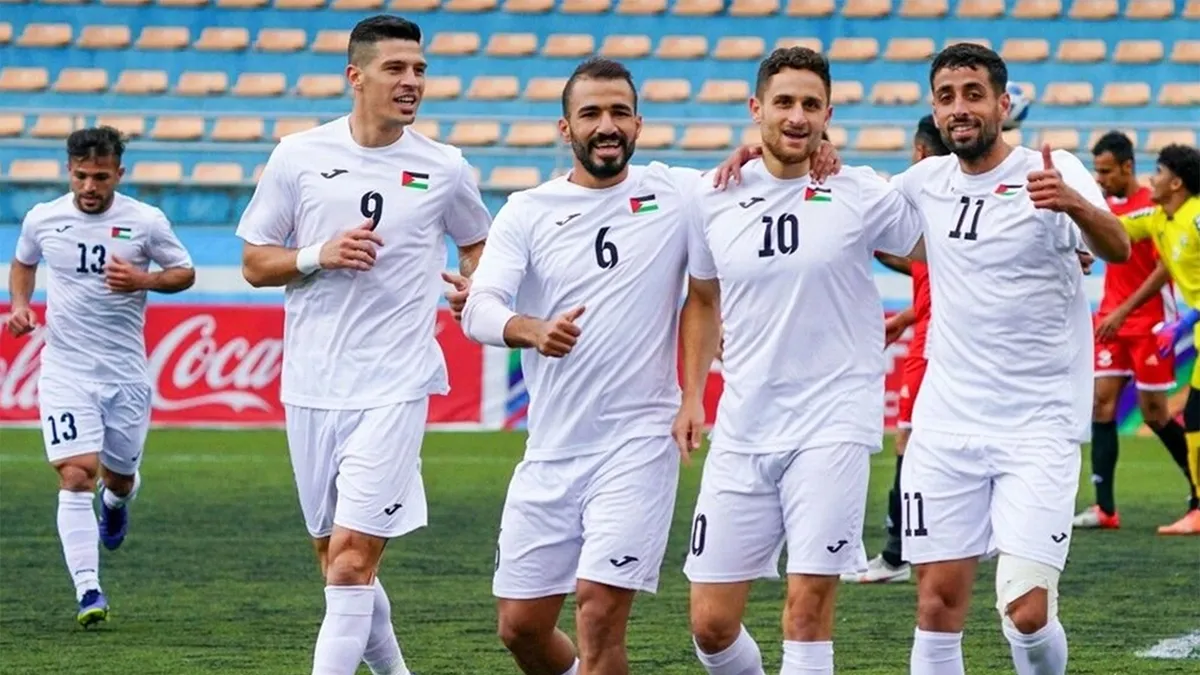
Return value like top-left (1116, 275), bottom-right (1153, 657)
top-left (561, 57), bottom-right (638, 117)
top-left (1157, 144), bottom-right (1200, 196)
top-left (66, 126), bottom-right (125, 163)
top-left (348, 15), bottom-right (422, 66)
top-left (754, 47), bottom-right (832, 101)
top-left (915, 115), bottom-right (949, 156)
top-left (929, 43), bottom-right (1007, 95)
top-left (1091, 131), bottom-right (1135, 166)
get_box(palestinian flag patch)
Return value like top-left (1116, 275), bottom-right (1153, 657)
top-left (994, 183), bottom-right (1024, 197)
top-left (804, 186), bottom-right (832, 202)
top-left (401, 171), bottom-right (429, 190)
top-left (630, 194), bottom-right (658, 214)
top-left (111, 226), bottom-right (133, 240)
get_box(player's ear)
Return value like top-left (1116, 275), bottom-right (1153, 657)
top-left (557, 117), bottom-right (570, 145)
top-left (117, 165), bottom-right (125, 180)
top-left (345, 63), bottom-right (362, 92)
top-left (998, 88), bottom-right (1011, 118)
top-left (748, 96), bottom-right (762, 125)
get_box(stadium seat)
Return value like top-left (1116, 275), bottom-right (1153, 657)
top-left (79, 25), bottom-right (131, 49)
top-left (673, 0), bottom-right (724, 15)
top-left (296, 74), bottom-right (343, 98)
top-left (0, 114), bottom-right (24, 137)
top-left (899, 0), bottom-right (947, 17)
top-left (1043, 82), bottom-right (1094, 105)
top-left (488, 166), bottom-right (540, 190)
top-left (829, 38), bottom-right (879, 62)
top-left (561, 0), bottom-right (610, 13)
top-left (741, 125), bottom-right (761, 146)
top-left (389, 0), bottom-right (439, 9)
top-left (714, 37), bottom-right (765, 61)
top-left (871, 81), bottom-right (921, 105)
top-left (826, 126), bottom-right (849, 148)
top-left (274, 117), bottom-right (319, 139)
top-left (616, 0), bottom-right (666, 14)
top-left (429, 32), bottom-right (479, 55)
top-left (449, 121), bottom-right (501, 146)
top-left (1126, 0), bottom-right (1176, 19)
top-left (697, 79), bottom-right (750, 103)
top-left (680, 124), bottom-right (733, 150)
top-left (504, 0), bottom-right (555, 12)
top-left (425, 76), bottom-right (461, 100)
top-left (600, 35), bottom-right (651, 59)
top-left (212, 117), bottom-right (266, 141)
top-left (18, 23), bottom-right (72, 48)
top-left (505, 122), bottom-right (558, 147)
top-left (785, 0), bottom-right (833, 16)
top-left (542, 34), bottom-right (594, 58)
top-left (524, 77), bottom-right (565, 101)
top-left (98, 0), bottom-right (151, 5)
top-left (234, 73), bottom-right (287, 97)
top-left (192, 162), bottom-right (245, 183)
top-left (1146, 129), bottom-right (1197, 153)
top-left (256, 29), bottom-right (307, 52)
top-left (1186, 0), bottom-right (1200, 18)
top-left (657, 36), bottom-right (708, 60)
top-left (1101, 83), bottom-right (1151, 107)
top-left (195, 27), bottom-right (250, 51)
top-left (1114, 40), bottom-right (1164, 64)
top-left (31, 114), bottom-right (79, 139)
top-left (1159, 83), bottom-right (1200, 106)
top-left (728, 0), bottom-right (779, 16)
top-left (159, 0), bottom-right (208, 6)
top-left (832, 80), bottom-right (864, 104)
top-left (945, 37), bottom-right (991, 49)
top-left (1001, 39), bottom-right (1050, 62)
top-left (9, 159), bottom-right (61, 180)
top-left (412, 119), bottom-right (439, 140)
top-left (1069, 0), bottom-right (1115, 19)
top-left (1038, 128), bottom-right (1081, 151)
top-left (220, 0), bottom-right (271, 7)
top-left (1002, 128), bottom-right (1023, 147)
top-left (642, 79), bottom-right (691, 102)
top-left (136, 27), bottom-right (190, 50)
top-left (0, 23), bottom-right (10, 45)
top-left (446, 0), bottom-right (499, 11)
top-left (856, 127), bottom-right (906, 151)
top-left (1012, 0), bottom-right (1060, 19)
top-left (638, 123), bottom-right (675, 149)
top-left (843, 0), bottom-right (891, 17)
top-left (114, 70), bottom-right (168, 95)
top-left (332, 0), bottom-right (385, 7)
top-left (468, 76), bottom-right (519, 100)
top-left (1010, 81), bottom-right (1037, 99)
top-left (1170, 40), bottom-right (1200, 63)
top-left (0, 67), bottom-right (50, 92)
top-left (96, 114), bottom-right (146, 138)
top-left (151, 116), bottom-right (205, 141)
top-left (176, 72), bottom-right (229, 96)
top-left (487, 33), bottom-right (538, 57)
top-left (131, 161), bottom-right (184, 183)
top-left (313, 30), bottom-right (349, 53)
top-left (1057, 39), bottom-right (1106, 63)
top-left (54, 69), bottom-right (108, 94)
top-left (776, 37), bottom-right (822, 52)
top-left (956, 0), bottom-right (1004, 18)
top-left (884, 38), bottom-right (936, 62)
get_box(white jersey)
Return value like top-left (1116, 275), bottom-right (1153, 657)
top-left (892, 146), bottom-right (1104, 443)
top-left (467, 162), bottom-right (699, 460)
top-left (236, 116), bottom-right (491, 410)
top-left (14, 192), bottom-right (193, 384)
top-left (688, 161), bottom-right (924, 453)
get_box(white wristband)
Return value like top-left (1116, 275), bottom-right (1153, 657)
top-left (296, 244), bottom-right (322, 275)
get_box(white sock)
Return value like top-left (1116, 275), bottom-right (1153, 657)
top-left (910, 628), bottom-right (964, 675)
top-left (695, 624), bottom-right (766, 675)
top-left (101, 472), bottom-right (141, 509)
top-left (560, 659), bottom-right (580, 675)
top-left (57, 490), bottom-right (100, 601)
top-left (780, 640), bottom-right (833, 674)
top-left (1004, 619), bottom-right (1068, 675)
top-left (362, 578), bottom-right (409, 675)
top-left (312, 585), bottom-right (375, 675)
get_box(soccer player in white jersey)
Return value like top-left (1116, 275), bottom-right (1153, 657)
top-left (234, 16), bottom-right (490, 675)
top-left (5, 126), bottom-right (195, 627)
top-left (884, 45), bottom-right (1129, 675)
top-left (673, 47), bottom-right (927, 675)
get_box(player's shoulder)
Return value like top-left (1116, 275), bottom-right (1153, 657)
top-left (901, 154), bottom-right (958, 182)
top-left (825, 164), bottom-right (892, 191)
top-left (22, 192), bottom-right (75, 226)
top-left (110, 192), bottom-right (170, 224)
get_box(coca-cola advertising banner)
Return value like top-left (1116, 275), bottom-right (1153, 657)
top-left (0, 304), bottom-right (484, 427)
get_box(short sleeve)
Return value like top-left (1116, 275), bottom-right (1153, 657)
top-left (1120, 210), bottom-right (1154, 241)
top-left (467, 197), bottom-right (528, 303)
top-left (858, 169), bottom-right (924, 257)
top-left (443, 157), bottom-right (492, 246)
top-left (235, 144), bottom-right (297, 247)
top-left (14, 209), bottom-right (42, 265)
top-left (685, 189), bottom-right (718, 280)
top-left (147, 211), bottom-right (194, 269)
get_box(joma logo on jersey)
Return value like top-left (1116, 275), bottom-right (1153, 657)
top-left (994, 183), bottom-right (1024, 198)
top-left (630, 194), bottom-right (658, 214)
top-left (401, 171), bottom-right (429, 191)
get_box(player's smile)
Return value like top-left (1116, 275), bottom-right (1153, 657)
top-left (393, 91), bottom-right (419, 115)
top-left (591, 136), bottom-right (625, 160)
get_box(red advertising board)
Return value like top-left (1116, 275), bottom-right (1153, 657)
top-left (0, 304), bottom-right (483, 426)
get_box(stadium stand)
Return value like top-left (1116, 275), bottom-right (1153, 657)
top-left (0, 0), bottom-right (1197, 227)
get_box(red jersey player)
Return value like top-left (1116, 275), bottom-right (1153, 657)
top-left (1076, 131), bottom-right (1195, 530)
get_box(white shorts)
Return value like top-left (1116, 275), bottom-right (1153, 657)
top-left (492, 436), bottom-right (680, 599)
top-left (684, 443), bottom-right (871, 582)
top-left (901, 429), bottom-right (1081, 571)
top-left (284, 398), bottom-right (429, 540)
top-left (38, 372), bottom-right (152, 476)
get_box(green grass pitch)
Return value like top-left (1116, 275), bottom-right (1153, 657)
top-left (0, 429), bottom-right (1196, 674)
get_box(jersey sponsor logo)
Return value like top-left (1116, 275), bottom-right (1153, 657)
top-left (993, 183), bottom-right (1024, 198)
top-left (804, 186), bottom-right (832, 202)
top-left (110, 226), bottom-right (133, 240)
top-left (401, 170), bottom-right (429, 191)
top-left (630, 194), bottom-right (658, 214)
top-left (319, 168), bottom-right (348, 179)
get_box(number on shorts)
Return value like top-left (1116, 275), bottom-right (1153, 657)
top-left (47, 412), bottom-right (78, 445)
top-left (903, 491), bottom-right (929, 537)
top-left (690, 513), bottom-right (707, 556)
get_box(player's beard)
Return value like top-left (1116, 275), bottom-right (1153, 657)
top-left (571, 131), bottom-right (635, 180)
top-left (74, 191), bottom-right (111, 215)
top-left (762, 124), bottom-right (820, 166)
top-left (941, 115), bottom-right (1001, 162)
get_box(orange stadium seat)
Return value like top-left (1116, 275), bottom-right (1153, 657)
top-left (411, 119), bottom-right (439, 140)
top-left (389, 0), bottom-right (439, 9)
top-left (524, 77), bottom-right (566, 101)
top-left (54, 69), bottom-right (108, 93)
top-left (1001, 39), bottom-right (1049, 63)
top-left (842, 0), bottom-right (891, 18)
top-left (741, 126), bottom-right (761, 146)
top-left (18, 23), bottom-right (72, 47)
top-left (1126, 0), bottom-right (1176, 19)
top-left (1043, 82), bottom-right (1094, 105)
top-left (313, 30), bottom-right (350, 54)
top-left (616, 0), bottom-right (666, 14)
top-left (0, 23), bottom-right (10, 45)
top-left (256, 29), bottom-right (307, 52)
top-left (273, 117), bottom-right (319, 139)
top-left (1146, 130), bottom-right (1197, 153)
top-left (728, 0), bottom-right (779, 16)
top-left (776, 37), bottom-right (822, 52)
top-left (899, 0), bottom-right (947, 17)
top-left (829, 38), bottom-right (879, 61)
top-left (448, 121), bottom-right (501, 146)
top-left (159, 0), bottom-right (208, 6)
top-left (680, 124), bottom-right (733, 150)
top-left (31, 114), bottom-right (79, 139)
top-left (176, 71), bottom-right (229, 96)
top-left (1159, 83), bottom-right (1200, 106)
top-left (1002, 129), bottom-right (1023, 147)
top-left (713, 36), bottom-right (765, 61)
top-left (425, 76), bottom-right (461, 100)
top-left (856, 127), bottom-right (906, 151)
top-left (505, 122), bottom-right (558, 147)
top-left (1170, 40), bottom-right (1200, 63)
top-left (488, 167), bottom-right (540, 190)
top-left (697, 79), bottom-right (750, 103)
top-left (884, 38), bottom-right (935, 62)
top-left (192, 162), bottom-right (245, 183)
top-left (0, 67), bottom-right (50, 92)
top-left (0, 114), bottom-right (24, 137)
top-left (945, 37), bottom-right (991, 49)
top-left (9, 159), bottom-right (62, 180)
top-left (785, 0), bottom-right (833, 16)
top-left (1057, 39), bottom-right (1106, 63)
top-left (637, 124), bottom-right (675, 149)
top-left (467, 76), bottom-right (519, 100)
top-left (234, 73), bottom-right (287, 97)
top-left (642, 79), bottom-right (690, 102)
top-left (657, 36), bottom-right (708, 60)
top-left (151, 116), bottom-right (205, 141)
top-left (1114, 40), bottom-right (1164, 64)
top-left (429, 32), bottom-right (480, 55)
top-left (1184, 0), bottom-right (1200, 17)
top-left (212, 117), bottom-right (266, 141)
top-left (956, 0), bottom-right (1003, 17)
top-left (673, 0), bottom-right (723, 15)
top-left (560, 0), bottom-right (610, 13)
top-left (195, 27), bottom-right (250, 51)
top-left (600, 35), bottom-right (651, 59)
top-left (113, 70), bottom-right (168, 95)
top-left (332, 0), bottom-right (384, 7)
top-left (1012, 0), bottom-right (1060, 18)
top-left (445, 0), bottom-right (498, 12)
top-left (504, 0), bottom-right (555, 12)
top-left (1010, 81), bottom-right (1036, 99)
top-left (1069, 0), bottom-right (1115, 19)
top-left (1101, 82), bottom-right (1151, 106)
top-left (296, 74), bottom-right (344, 97)
top-left (79, 25), bottom-right (131, 49)
top-left (96, 114), bottom-right (146, 138)
top-left (826, 126), bottom-right (849, 148)
top-left (219, 0), bottom-right (270, 7)
top-left (131, 161), bottom-right (184, 183)
top-left (831, 80), bottom-right (864, 104)
top-left (542, 34), bottom-right (594, 58)
top-left (871, 81), bottom-right (921, 105)
top-left (1037, 128), bottom-right (1081, 151)
top-left (99, 0), bottom-right (151, 5)
top-left (136, 27), bottom-right (190, 50)
top-left (487, 33), bottom-right (538, 57)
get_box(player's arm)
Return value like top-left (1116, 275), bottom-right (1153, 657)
top-left (1118, 261), bottom-right (1171, 317)
top-left (874, 251), bottom-right (913, 276)
top-left (129, 212), bottom-right (195, 293)
top-left (445, 157), bottom-right (492, 280)
top-left (861, 168), bottom-right (928, 263)
top-left (679, 275), bottom-right (721, 403)
top-left (1032, 146), bottom-right (1130, 263)
top-left (6, 211), bottom-right (42, 336)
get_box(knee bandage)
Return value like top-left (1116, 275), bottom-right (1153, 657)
top-left (995, 555), bottom-right (1060, 631)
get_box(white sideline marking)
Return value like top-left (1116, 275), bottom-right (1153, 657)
top-left (1137, 631), bottom-right (1200, 659)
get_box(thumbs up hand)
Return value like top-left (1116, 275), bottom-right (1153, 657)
top-left (1027, 143), bottom-right (1074, 212)
top-left (534, 306), bottom-right (586, 358)
top-left (442, 271), bottom-right (471, 323)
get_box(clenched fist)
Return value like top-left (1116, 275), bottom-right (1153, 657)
top-left (534, 306), bottom-right (586, 357)
top-left (5, 307), bottom-right (37, 338)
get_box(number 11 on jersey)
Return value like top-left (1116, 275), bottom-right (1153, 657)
top-left (949, 196), bottom-right (984, 241)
